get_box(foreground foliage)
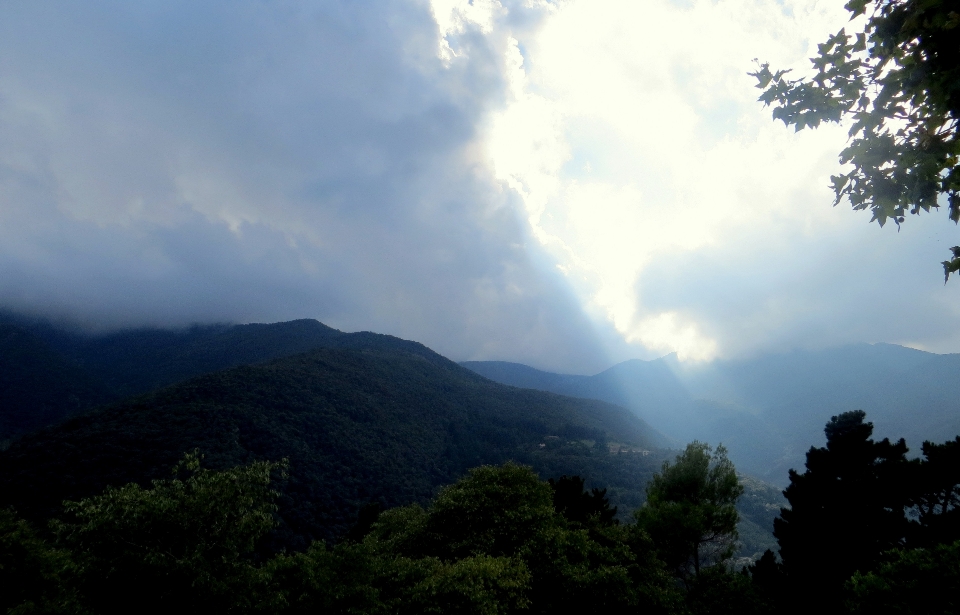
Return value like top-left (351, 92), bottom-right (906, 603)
top-left (3, 411), bottom-right (957, 614)
top-left (762, 410), bottom-right (960, 613)
top-left (752, 0), bottom-right (960, 279)
top-left (1, 457), bottom-right (740, 615)
top-left (55, 452), bottom-right (282, 614)
top-left (847, 539), bottom-right (960, 614)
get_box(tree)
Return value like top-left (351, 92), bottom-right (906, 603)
top-left (751, 0), bottom-right (960, 280)
top-left (846, 539), bottom-right (960, 614)
top-left (746, 550), bottom-right (787, 613)
top-left (548, 475), bottom-right (618, 527)
top-left (54, 451), bottom-right (284, 615)
top-left (635, 442), bottom-right (743, 582)
top-left (365, 463), bottom-right (681, 614)
top-left (419, 463), bottom-right (557, 560)
top-left (775, 411), bottom-right (910, 608)
top-left (905, 436), bottom-right (960, 547)
top-left (0, 508), bottom-right (82, 615)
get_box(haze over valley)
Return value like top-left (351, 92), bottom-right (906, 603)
top-left (464, 344), bottom-right (960, 484)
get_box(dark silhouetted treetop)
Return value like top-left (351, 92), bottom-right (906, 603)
top-left (549, 475), bottom-right (618, 527)
top-left (746, 549), bottom-right (788, 613)
top-left (775, 410), bottom-right (910, 607)
top-left (421, 463), bottom-right (557, 560)
top-left (751, 0), bottom-right (960, 280)
top-left (906, 435), bottom-right (960, 547)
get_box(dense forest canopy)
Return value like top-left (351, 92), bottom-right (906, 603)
top-left (3, 411), bottom-right (957, 614)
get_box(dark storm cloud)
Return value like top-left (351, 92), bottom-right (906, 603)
top-left (0, 0), bottom-right (619, 373)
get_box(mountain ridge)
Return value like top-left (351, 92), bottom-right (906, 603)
top-left (462, 344), bottom-right (960, 484)
top-left (0, 315), bottom-right (456, 442)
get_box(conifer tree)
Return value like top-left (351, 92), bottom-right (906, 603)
top-left (775, 411), bottom-right (909, 607)
top-left (635, 442), bottom-right (743, 582)
top-left (906, 436), bottom-right (960, 547)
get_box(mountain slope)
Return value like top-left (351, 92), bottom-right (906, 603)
top-left (0, 345), bottom-right (670, 548)
top-left (463, 345), bottom-right (960, 485)
top-left (0, 323), bottom-right (110, 442)
top-left (462, 359), bottom-right (693, 420)
top-left (461, 358), bottom-right (699, 446)
top-left (0, 315), bottom-right (460, 441)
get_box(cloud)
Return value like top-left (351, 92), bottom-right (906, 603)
top-left (1, 0), bottom-right (957, 374)
top-left (483, 0), bottom-right (960, 360)
top-left (0, 0), bottom-right (630, 373)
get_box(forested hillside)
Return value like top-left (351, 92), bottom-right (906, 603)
top-left (0, 344), bottom-right (671, 547)
top-left (0, 323), bottom-right (111, 439)
top-left (0, 314), bottom-right (469, 442)
top-left (464, 344), bottom-right (960, 484)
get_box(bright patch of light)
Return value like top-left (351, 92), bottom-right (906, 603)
top-left (630, 312), bottom-right (718, 362)
top-left (479, 0), bottom-right (855, 361)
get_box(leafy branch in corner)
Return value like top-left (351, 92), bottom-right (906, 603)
top-left (751, 0), bottom-right (960, 280)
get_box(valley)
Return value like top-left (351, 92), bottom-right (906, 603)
top-left (463, 345), bottom-right (960, 485)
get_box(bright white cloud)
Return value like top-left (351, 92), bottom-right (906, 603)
top-left (480, 0), bottom-right (960, 361)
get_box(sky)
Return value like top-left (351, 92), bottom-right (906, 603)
top-left (1, 0), bottom-right (958, 374)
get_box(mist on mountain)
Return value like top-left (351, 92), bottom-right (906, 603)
top-left (463, 345), bottom-right (960, 484)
